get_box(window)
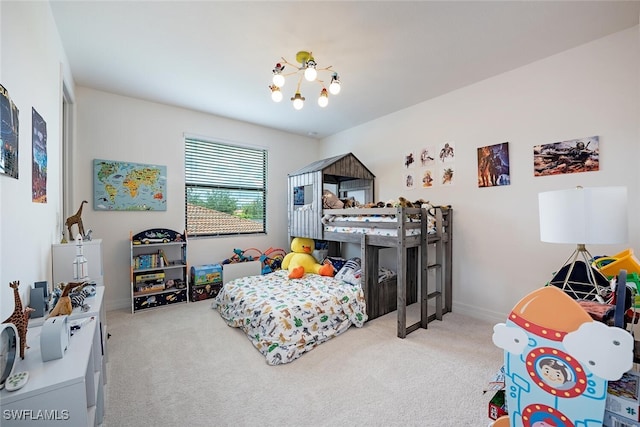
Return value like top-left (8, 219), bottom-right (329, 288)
top-left (185, 137), bottom-right (267, 237)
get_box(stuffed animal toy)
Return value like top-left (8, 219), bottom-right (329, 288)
top-left (322, 189), bottom-right (344, 209)
top-left (282, 237), bottom-right (334, 279)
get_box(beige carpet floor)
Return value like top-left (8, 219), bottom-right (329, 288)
top-left (104, 300), bottom-right (503, 426)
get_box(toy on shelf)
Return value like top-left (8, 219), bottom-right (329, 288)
top-left (132, 228), bottom-right (183, 245)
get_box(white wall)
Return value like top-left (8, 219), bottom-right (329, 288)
top-left (0, 2), bottom-right (72, 319)
top-left (74, 87), bottom-right (319, 310)
top-left (322, 26), bottom-right (640, 323)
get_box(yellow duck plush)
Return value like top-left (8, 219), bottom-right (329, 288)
top-left (281, 237), bottom-right (334, 279)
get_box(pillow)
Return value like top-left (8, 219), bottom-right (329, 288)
top-left (335, 257), bottom-right (362, 286)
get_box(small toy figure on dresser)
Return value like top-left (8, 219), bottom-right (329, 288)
top-left (2, 281), bottom-right (29, 359)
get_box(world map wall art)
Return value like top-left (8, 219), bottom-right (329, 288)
top-left (93, 159), bottom-right (167, 211)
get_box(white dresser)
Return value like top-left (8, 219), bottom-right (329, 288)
top-left (2, 288), bottom-right (107, 426)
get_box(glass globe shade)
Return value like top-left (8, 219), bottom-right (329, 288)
top-left (329, 81), bottom-right (341, 95)
top-left (272, 74), bottom-right (285, 87)
top-left (271, 89), bottom-right (283, 102)
top-left (318, 94), bottom-right (329, 108)
top-left (293, 97), bottom-right (304, 110)
top-left (304, 67), bottom-right (317, 82)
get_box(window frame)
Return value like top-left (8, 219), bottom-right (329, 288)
top-left (184, 136), bottom-right (267, 237)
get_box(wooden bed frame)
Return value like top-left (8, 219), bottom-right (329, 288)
top-left (320, 205), bottom-right (453, 338)
top-left (286, 153), bottom-right (452, 337)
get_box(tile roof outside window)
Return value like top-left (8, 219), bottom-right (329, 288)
top-left (186, 203), bottom-right (264, 236)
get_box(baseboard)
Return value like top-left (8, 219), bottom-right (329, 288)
top-left (107, 297), bottom-right (132, 312)
top-left (451, 301), bottom-right (506, 325)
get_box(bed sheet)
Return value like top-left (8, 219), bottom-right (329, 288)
top-left (212, 270), bottom-right (367, 365)
top-left (323, 225), bottom-right (423, 236)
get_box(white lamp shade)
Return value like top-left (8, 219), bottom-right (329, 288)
top-left (538, 186), bottom-right (628, 245)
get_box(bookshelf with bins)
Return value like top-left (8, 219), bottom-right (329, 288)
top-left (130, 228), bottom-right (189, 313)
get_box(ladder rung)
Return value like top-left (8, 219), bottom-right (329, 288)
top-left (405, 321), bottom-right (422, 335)
top-left (427, 291), bottom-right (442, 300)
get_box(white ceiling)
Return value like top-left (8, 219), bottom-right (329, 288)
top-left (49, 1), bottom-right (640, 139)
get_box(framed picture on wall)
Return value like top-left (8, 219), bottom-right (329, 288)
top-left (420, 169), bottom-right (435, 188)
top-left (32, 108), bottom-right (47, 203)
top-left (1, 83), bottom-right (19, 179)
top-left (93, 159), bottom-right (167, 211)
top-left (403, 151), bottom-right (417, 169)
top-left (534, 136), bottom-right (599, 177)
top-left (477, 142), bottom-right (510, 188)
top-left (440, 166), bottom-right (455, 185)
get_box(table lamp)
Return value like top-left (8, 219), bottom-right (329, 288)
top-left (538, 186), bottom-right (628, 301)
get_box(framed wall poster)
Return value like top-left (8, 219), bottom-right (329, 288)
top-left (403, 151), bottom-right (417, 169)
top-left (440, 166), bottom-right (455, 185)
top-left (438, 141), bottom-right (455, 163)
top-left (477, 142), bottom-right (510, 188)
top-left (534, 136), bottom-right (599, 177)
top-left (93, 159), bottom-right (167, 211)
top-left (419, 146), bottom-right (436, 167)
top-left (420, 168), bottom-right (434, 188)
top-left (32, 108), bottom-right (47, 203)
top-left (403, 172), bottom-right (416, 190)
top-left (437, 141), bottom-right (455, 186)
top-left (1, 83), bottom-right (19, 179)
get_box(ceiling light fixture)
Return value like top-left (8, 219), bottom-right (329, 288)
top-left (269, 51), bottom-right (341, 110)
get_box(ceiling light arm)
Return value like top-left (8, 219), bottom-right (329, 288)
top-left (294, 74), bottom-right (304, 94)
top-left (280, 56), bottom-right (333, 74)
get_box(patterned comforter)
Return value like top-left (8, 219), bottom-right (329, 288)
top-left (212, 270), bottom-right (368, 365)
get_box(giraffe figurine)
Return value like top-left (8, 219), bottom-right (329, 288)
top-left (22, 307), bottom-right (35, 350)
top-left (2, 281), bottom-right (28, 359)
top-left (65, 200), bottom-right (88, 241)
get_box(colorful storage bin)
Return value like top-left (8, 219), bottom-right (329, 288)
top-left (190, 264), bottom-right (222, 286)
top-left (593, 249), bottom-right (640, 277)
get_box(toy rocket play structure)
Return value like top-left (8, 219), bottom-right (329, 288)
top-left (492, 285), bottom-right (634, 427)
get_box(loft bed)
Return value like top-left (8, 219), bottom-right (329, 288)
top-left (321, 205), bottom-right (452, 338)
top-left (287, 153), bottom-right (453, 338)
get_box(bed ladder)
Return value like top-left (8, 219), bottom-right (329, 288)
top-left (425, 232), bottom-right (444, 324)
top-left (425, 208), bottom-right (444, 324)
top-left (397, 208), bottom-right (444, 338)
